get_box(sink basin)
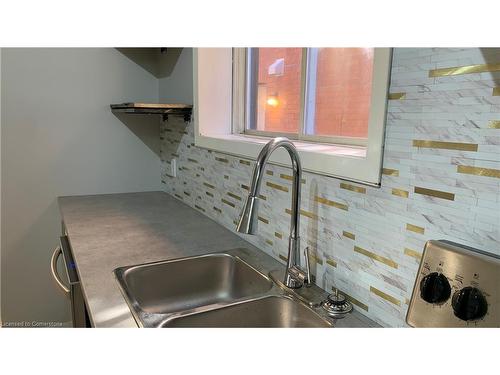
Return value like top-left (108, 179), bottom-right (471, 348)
top-left (161, 295), bottom-right (332, 327)
top-left (114, 253), bottom-right (273, 318)
top-left (115, 249), bottom-right (336, 328)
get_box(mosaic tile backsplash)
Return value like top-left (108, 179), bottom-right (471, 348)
top-left (160, 48), bottom-right (500, 327)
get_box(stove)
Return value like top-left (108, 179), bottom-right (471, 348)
top-left (406, 240), bottom-right (500, 327)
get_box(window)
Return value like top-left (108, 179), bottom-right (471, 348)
top-left (194, 48), bottom-right (392, 185)
top-left (246, 48), bottom-right (303, 135)
top-left (238, 48), bottom-right (376, 146)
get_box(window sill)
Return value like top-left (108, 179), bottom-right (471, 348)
top-left (195, 132), bottom-right (381, 186)
top-left (217, 133), bottom-right (367, 158)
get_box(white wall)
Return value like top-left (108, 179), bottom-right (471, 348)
top-left (1, 48), bottom-right (161, 325)
top-left (159, 48), bottom-right (193, 104)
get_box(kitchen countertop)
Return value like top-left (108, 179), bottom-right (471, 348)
top-left (58, 191), bottom-right (379, 328)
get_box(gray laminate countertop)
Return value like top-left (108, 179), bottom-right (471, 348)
top-left (58, 191), bottom-right (379, 328)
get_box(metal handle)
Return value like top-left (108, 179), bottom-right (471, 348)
top-left (50, 245), bottom-right (69, 294)
top-left (304, 247), bottom-right (312, 286)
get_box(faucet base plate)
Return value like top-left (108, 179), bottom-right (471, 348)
top-left (269, 269), bottom-right (327, 308)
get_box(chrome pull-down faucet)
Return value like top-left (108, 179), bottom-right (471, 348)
top-left (236, 137), bottom-right (311, 289)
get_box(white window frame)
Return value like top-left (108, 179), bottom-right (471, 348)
top-left (194, 48), bottom-right (392, 186)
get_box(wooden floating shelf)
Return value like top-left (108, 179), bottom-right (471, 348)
top-left (110, 102), bottom-right (193, 122)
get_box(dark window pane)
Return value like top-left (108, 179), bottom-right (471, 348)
top-left (247, 48), bottom-right (303, 134)
top-left (305, 48), bottom-right (374, 138)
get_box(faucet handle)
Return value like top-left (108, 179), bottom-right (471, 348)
top-left (304, 246), bottom-right (312, 286)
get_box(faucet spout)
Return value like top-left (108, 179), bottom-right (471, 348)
top-left (236, 195), bottom-right (259, 235)
top-left (236, 137), bottom-right (310, 289)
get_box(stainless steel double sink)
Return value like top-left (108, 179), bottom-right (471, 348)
top-left (114, 248), bottom-right (334, 327)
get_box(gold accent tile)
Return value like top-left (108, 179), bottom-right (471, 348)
top-left (412, 139), bottom-right (478, 152)
top-left (274, 232), bottom-right (282, 239)
top-left (392, 188), bottom-right (409, 198)
top-left (224, 175), bottom-right (229, 180)
top-left (187, 158), bottom-right (198, 163)
top-left (354, 246), bottom-right (398, 269)
top-left (301, 210), bottom-right (318, 220)
top-left (414, 186), bottom-right (455, 201)
top-left (326, 259), bottom-right (337, 268)
top-left (194, 205), bottom-right (205, 212)
top-left (388, 92), bottom-right (406, 100)
top-left (493, 87), bottom-right (500, 96)
top-left (266, 170), bottom-right (274, 176)
top-left (311, 253), bottom-right (323, 265)
top-left (241, 184), bottom-right (249, 191)
top-left (227, 192), bottom-right (242, 201)
top-left (429, 63), bottom-right (500, 77)
top-left (314, 196), bottom-right (349, 211)
top-left (406, 223), bottom-right (425, 234)
top-left (342, 231), bottom-right (355, 240)
top-left (265, 239), bottom-right (273, 246)
top-left (284, 208), bottom-right (318, 220)
top-left (258, 216), bottom-right (269, 224)
top-left (221, 198), bottom-right (235, 208)
top-left (205, 191), bottom-right (214, 198)
top-left (279, 254), bottom-right (288, 262)
top-left (258, 194), bottom-right (267, 201)
top-left (370, 286), bottom-right (401, 306)
top-left (382, 168), bottom-right (399, 177)
top-left (174, 193), bottom-right (183, 200)
top-left (279, 173), bottom-right (306, 184)
top-left (457, 165), bottom-right (500, 179)
top-left (488, 120), bottom-right (500, 129)
top-left (404, 248), bottom-right (422, 260)
top-left (213, 206), bottom-right (222, 214)
top-left (203, 182), bottom-right (215, 189)
top-left (215, 156), bottom-right (229, 163)
top-left (266, 181), bottom-right (289, 192)
top-left (285, 208), bottom-right (318, 220)
top-left (239, 159), bottom-right (251, 166)
top-left (332, 287), bottom-right (368, 311)
top-left (183, 191), bottom-right (190, 197)
top-left (340, 182), bottom-right (366, 194)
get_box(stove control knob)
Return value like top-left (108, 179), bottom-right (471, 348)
top-left (452, 287), bottom-right (488, 321)
top-left (419, 272), bottom-right (451, 304)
